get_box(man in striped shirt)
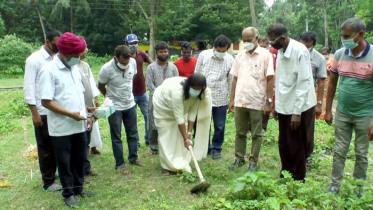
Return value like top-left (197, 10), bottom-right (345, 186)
top-left (325, 18), bottom-right (373, 196)
top-left (195, 35), bottom-right (234, 160)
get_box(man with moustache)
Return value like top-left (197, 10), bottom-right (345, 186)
top-left (146, 41), bottom-right (179, 156)
top-left (174, 42), bottom-right (197, 77)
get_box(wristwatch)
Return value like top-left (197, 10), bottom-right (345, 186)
top-left (267, 98), bottom-right (273, 103)
top-left (317, 101), bottom-right (322, 105)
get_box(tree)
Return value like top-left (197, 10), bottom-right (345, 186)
top-left (249, 0), bottom-right (257, 27)
top-left (137, 0), bottom-right (156, 61)
top-left (20, 0), bottom-right (48, 42)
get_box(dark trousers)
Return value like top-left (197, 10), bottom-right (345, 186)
top-left (108, 105), bottom-right (139, 168)
top-left (278, 107), bottom-right (314, 182)
top-left (306, 107), bottom-right (316, 159)
top-left (248, 113), bottom-right (270, 132)
top-left (134, 92), bottom-right (149, 145)
top-left (209, 105), bottom-right (228, 153)
top-left (84, 130), bottom-right (91, 175)
top-left (149, 130), bottom-right (158, 152)
top-left (53, 132), bottom-right (87, 198)
top-left (34, 115), bottom-right (57, 190)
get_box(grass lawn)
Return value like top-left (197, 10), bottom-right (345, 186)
top-left (0, 78), bottom-right (24, 88)
top-left (1, 65), bottom-right (373, 209)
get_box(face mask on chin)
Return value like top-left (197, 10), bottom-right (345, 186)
top-left (114, 58), bottom-right (129, 71)
top-left (271, 43), bottom-right (283, 50)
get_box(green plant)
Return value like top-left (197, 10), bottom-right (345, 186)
top-left (179, 171), bottom-right (198, 183)
top-left (9, 97), bottom-right (30, 117)
top-left (169, 55), bottom-right (179, 63)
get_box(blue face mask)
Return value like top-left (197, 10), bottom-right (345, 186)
top-left (342, 33), bottom-right (360, 49)
top-left (65, 56), bottom-right (80, 67)
top-left (189, 87), bottom-right (201, 97)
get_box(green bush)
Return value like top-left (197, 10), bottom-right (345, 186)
top-left (85, 51), bottom-right (112, 67)
top-left (0, 34), bottom-right (37, 73)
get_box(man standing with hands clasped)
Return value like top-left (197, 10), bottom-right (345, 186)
top-left (267, 23), bottom-right (316, 182)
top-left (228, 27), bottom-right (274, 172)
top-left (325, 18), bottom-right (373, 196)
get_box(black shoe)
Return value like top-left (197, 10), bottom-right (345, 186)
top-left (76, 190), bottom-right (96, 198)
top-left (325, 186), bottom-right (339, 194)
top-left (229, 159), bottom-right (245, 170)
top-left (212, 151), bottom-right (221, 160)
top-left (248, 163), bottom-right (257, 172)
top-left (65, 195), bottom-right (79, 207)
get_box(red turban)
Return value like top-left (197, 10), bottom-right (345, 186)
top-left (56, 32), bottom-right (86, 55)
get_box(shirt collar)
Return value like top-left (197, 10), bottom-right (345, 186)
top-left (41, 46), bottom-right (52, 60)
top-left (55, 55), bottom-right (68, 70)
top-left (282, 39), bottom-right (294, 58)
top-left (345, 40), bottom-right (370, 58)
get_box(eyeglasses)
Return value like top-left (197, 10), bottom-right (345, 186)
top-left (269, 36), bottom-right (282, 45)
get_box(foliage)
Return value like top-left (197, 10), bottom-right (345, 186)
top-left (0, 34), bottom-right (36, 73)
top-left (84, 51), bottom-right (111, 67)
top-left (169, 55), bottom-right (179, 63)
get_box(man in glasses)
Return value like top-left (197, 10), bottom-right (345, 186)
top-left (267, 23), bottom-right (316, 182)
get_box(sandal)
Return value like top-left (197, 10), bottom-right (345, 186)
top-left (46, 183), bottom-right (62, 192)
top-left (161, 169), bottom-right (177, 176)
top-left (117, 166), bottom-right (130, 175)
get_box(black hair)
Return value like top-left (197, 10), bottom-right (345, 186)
top-left (267, 23), bottom-right (288, 36)
top-left (46, 30), bottom-right (62, 42)
top-left (182, 73), bottom-right (207, 100)
top-left (258, 36), bottom-right (269, 43)
top-left (155, 41), bottom-right (169, 52)
top-left (341, 17), bottom-right (366, 32)
top-left (321, 46), bottom-right (331, 54)
top-left (299, 31), bottom-right (317, 46)
top-left (114, 45), bottom-right (131, 58)
top-left (181, 42), bottom-right (192, 50)
top-left (214, 35), bottom-right (231, 49)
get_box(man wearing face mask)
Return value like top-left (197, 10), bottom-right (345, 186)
top-left (267, 24), bottom-right (316, 182)
top-left (38, 32), bottom-right (96, 207)
top-left (325, 18), bottom-right (373, 196)
top-left (299, 31), bottom-right (327, 169)
top-left (195, 35), bottom-right (234, 160)
top-left (98, 45), bottom-right (145, 174)
top-left (146, 41), bottom-right (179, 156)
top-left (174, 42), bottom-right (198, 77)
top-left (228, 27), bottom-right (274, 172)
top-left (125, 34), bottom-right (153, 148)
top-left (23, 30), bottom-right (62, 192)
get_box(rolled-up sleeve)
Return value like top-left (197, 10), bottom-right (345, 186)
top-left (171, 89), bottom-right (185, 124)
top-left (38, 69), bottom-right (55, 101)
top-left (293, 53), bottom-right (312, 115)
top-left (23, 60), bottom-right (38, 105)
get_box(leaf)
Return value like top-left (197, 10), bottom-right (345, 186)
top-left (266, 197), bottom-right (280, 210)
top-left (292, 199), bottom-right (306, 206)
top-left (279, 199), bottom-right (291, 204)
top-left (249, 173), bottom-right (258, 182)
top-left (234, 181), bottom-right (246, 193)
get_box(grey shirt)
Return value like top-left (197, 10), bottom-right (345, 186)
top-left (310, 49), bottom-right (327, 89)
top-left (145, 61), bottom-right (179, 96)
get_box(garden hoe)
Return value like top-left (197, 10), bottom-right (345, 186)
top-left (188, 145), bottom-right (211, 194)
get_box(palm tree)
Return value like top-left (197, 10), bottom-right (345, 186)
top-left (50, 0), bottom-right (90, 33)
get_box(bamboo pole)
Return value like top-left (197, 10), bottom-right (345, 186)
top-left (22, 116), bottom-right (27, 145)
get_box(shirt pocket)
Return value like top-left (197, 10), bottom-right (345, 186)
top-left (249, 63), bottom-right (265, 80)
top-left (279, 69), bottom-right (295, 87)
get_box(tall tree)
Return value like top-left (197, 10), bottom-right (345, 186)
top-left (249, 0), bottom-right (257, 27)
top-left (21, 0), bottom-right (48, 42)
top-left (136, 0), bottom-right (156, 60)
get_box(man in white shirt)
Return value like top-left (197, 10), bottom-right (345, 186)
top-left (267, 23), bottom-right (316, 182)
top-left (195, 35), bottom-right (234, 160)
top-left (23, 30), bottom-right (62, 192)
top-left (39, 32), bottom-right (95, 207)
top-left (98, 45), bottom-right (145, 175)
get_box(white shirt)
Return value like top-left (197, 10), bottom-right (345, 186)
top-left (195, 49), bottom-right (234, 107)
top-left (275, 39), bottom-right (316, 115)
top-left (23, 46), bottom-right (53, 115)
top-left (38, 56), bottom-right (86, 137)
top-left (98, 58), bottom-right (137, 111)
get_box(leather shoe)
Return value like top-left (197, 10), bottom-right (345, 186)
top-left (76, 190), bottom-right (96, 198)
top-left (248, 163), bottom-right (257, 172)
top-left (229, 159), bottom-right (245, 170)
top-left (130, 160), bottom-right (146, 166)
top-left (65, 195), bottom-right (79, 207)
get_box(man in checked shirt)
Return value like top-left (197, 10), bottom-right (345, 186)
top-left (195, 35), bottom-right (234, 160)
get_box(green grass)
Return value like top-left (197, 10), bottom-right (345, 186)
top-left (0, 66), bottom-right (372, 209)
top-left (0, 77), bottom-right (24, 88)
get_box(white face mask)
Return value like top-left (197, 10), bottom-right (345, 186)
top-left (117, 62), bottom-right (129, 70)
top-left (214, 51), bottom-right (226, 59)
top-left (189, 87), bottom-right (201, 97)
top-left (244, 42), bottom-right (255, 51)
top-left (65, 57), bottom-right (80, 67)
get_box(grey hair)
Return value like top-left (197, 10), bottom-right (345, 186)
top-left (242, 27), bottom-right (260, 38)
top-left (341, 17), bottom-right (366, 32)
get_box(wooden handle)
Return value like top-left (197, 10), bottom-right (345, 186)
top-left (188, 146), bottom-right (206, 183)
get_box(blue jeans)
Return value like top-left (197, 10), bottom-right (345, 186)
top-left (209, 105), bottom-right (228, 153)
top-left (108, 105), bottom-right (139, 168)
top-left (134, 92), bottom-right (149, 145)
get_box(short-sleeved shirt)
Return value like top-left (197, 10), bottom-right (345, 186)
top-left (133, 50), bottom-right (151, 96)
top-left (330, 40), bottom-right (373, 117)
top-left (275, 39), bottom-right (316, 115)
top-left (173, 57), bottom-right (197, 77)
top-left (230, 46), bottom-right (274, 111)
top-left (98, 58), bottom-right (137, 111)
top-left (195, 49), bottom-right (234, 107)
top-left (38, 56), bottom-right (86, 137)
top-left (310, 49), bottom-right (327, 89)
top-left (23, 46), bottom-right (53, 115)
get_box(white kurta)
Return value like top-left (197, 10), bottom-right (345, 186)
top-left (153, 77), bottom-right (212, 173)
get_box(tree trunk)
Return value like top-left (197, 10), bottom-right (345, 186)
top-left (37, 8), bottom-right (46, 42)
top-left (249, 0), bottom-right (257, 27)
top-left (70, 6), bottom-right (73, 33)
top-left (323, 2), bottom-right (329, 47)
top-left (149, 0), bottom-right (155, 61)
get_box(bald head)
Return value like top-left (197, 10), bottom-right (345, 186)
top-left (242, 27), bottom-right (259, 37)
